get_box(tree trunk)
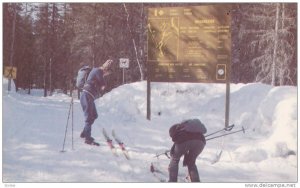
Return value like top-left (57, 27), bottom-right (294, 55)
top-left (49, 3), bottom-right (55, 95)
top-left (92, 3), bottom-right (97, 67)
top-left (271, 3), bottom-right (280, 86)
top-left (279, 3), bottom-right (285, 86)
top-left (49, 58), bottom-right (52, 95)
top-left (28, 59), bottom-right (32, 95)
top-left (44, 58), bottom-right (48, 97)
top-left (63, 3), bottom-right (68, 95)
top-left (44, 3), bottom-right (49, 97)
top-left (8, 4), bottom-right (17, 92)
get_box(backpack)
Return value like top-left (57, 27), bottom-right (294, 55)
top-left (180, 119), bottom-right (207, 134)
top-left (76, 65), bottom-right (91, 89)
top-left (169, 119), bottom-right (207, 142)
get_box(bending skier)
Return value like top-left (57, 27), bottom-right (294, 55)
top-left (168, 119), bottom-right (207, 182)
top-left (80, 59), bottom-right (114, 145)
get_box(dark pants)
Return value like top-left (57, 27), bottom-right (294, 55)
top-left (168, 139), bottom-right (205, 182)
top-left (80, 91), bottom-right (98, 138)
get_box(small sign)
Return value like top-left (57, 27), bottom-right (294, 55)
top-left (216, 64), bottom-right (226, 80)
top-left (4, 66), bottom-right (17, 79)
top-left (119, 58), bottom-right (129, 68)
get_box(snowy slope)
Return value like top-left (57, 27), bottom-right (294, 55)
top-left (2, 79), bottom-right (297, 183)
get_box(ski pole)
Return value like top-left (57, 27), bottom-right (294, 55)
top-left (60, 97), bottom-right (73, 152)
top-left (153, 125), bottom-right (243, 158)
top-left (154, 150), bottom-right (171, 159)
top-left (206, 127), bottom-right (246, 141)
top-left (205, 124), bottom-right (235, 138)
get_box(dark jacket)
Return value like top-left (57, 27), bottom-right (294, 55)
top-left (83, 68), bottom-right (105, 99)
top-left (169, 119), bottom-right (207, 144)
top-left (169, 119), bottom-right (207, 167)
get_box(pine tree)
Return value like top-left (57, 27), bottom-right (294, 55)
top-left (240, 3), bottom-right (296, 85)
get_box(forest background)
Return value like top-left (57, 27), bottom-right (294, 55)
top-left (3, 3), bottom-right (297, 96)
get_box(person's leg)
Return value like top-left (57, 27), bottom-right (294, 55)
top-left (168, 156), bottom-right (180, 182)
top-left (188, 163), bottom-right (200, 182)
top-left (185, 140), bottom-right (205, 182)
top-left (168, 142), bottom-right (190, 182)
top-left (80, 92), bottom-right (98, 140)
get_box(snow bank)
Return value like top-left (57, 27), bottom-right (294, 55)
top-left (98, 81), bottom-right (297, 181)
top-left (233, 86), bottom-right (297, 162)
top-left (2, 79), bottom-right (297, 182)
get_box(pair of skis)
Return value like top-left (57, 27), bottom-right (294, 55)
top-left (102, 128), bottom-right (130, 160)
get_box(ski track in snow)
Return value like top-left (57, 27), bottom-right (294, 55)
top-left (2, 80), bottom-right (297, 183)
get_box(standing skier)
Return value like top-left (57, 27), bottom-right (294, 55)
top-left (168, 119), bottom-right (207, 182)
top-left (80, 59), bottom-right (114, 145)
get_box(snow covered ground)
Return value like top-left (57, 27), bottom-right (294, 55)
top-left (2, 78), bottom-right (297, 184)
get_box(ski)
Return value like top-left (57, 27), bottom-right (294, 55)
top-left (211, 150), bottom-right (223, 164)
top-left (102, 128), bottom-right (118, 156)
top-left (150, 163), bottom-right (167, 182)
top-left (150, 162), bottom-right (190, 182)
top-left (112, 129), bottom-right (130, 160)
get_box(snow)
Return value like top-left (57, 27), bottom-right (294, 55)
top-left (2, 78), bottom-right (297, 185)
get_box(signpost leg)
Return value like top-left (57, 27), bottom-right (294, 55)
top-left (225, 79), bottom-right (230, 128)
top-left (122, 68), bottom-right (125, 84)
top-left (8, 79), bottom-right (11, 91)
top-left (147, 79), bottom-right (151, 120)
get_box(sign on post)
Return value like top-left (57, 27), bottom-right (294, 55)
top-left (147, 4), bottom-right (232, 125)
top-left (4, 66), bottom-right (17, 79)
top-left (147, 5), bottom-right (231, 82)
top-left (119, 58), bottom-right (130, 84)
top-left (119, 58), bottom-right (130, 68)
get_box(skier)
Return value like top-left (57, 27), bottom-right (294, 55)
top-left (80, 59), bottom-right (114, 145)
top-left (168, 119), bottom-right (207, 182)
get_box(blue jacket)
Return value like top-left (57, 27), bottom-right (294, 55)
top-left (83, 68), bottom-right (105, 99)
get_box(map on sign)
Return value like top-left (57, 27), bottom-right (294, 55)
top-left (148, 16), bottom-right (179, 61)
top-left (147, 5), bottom-right (231, 83)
